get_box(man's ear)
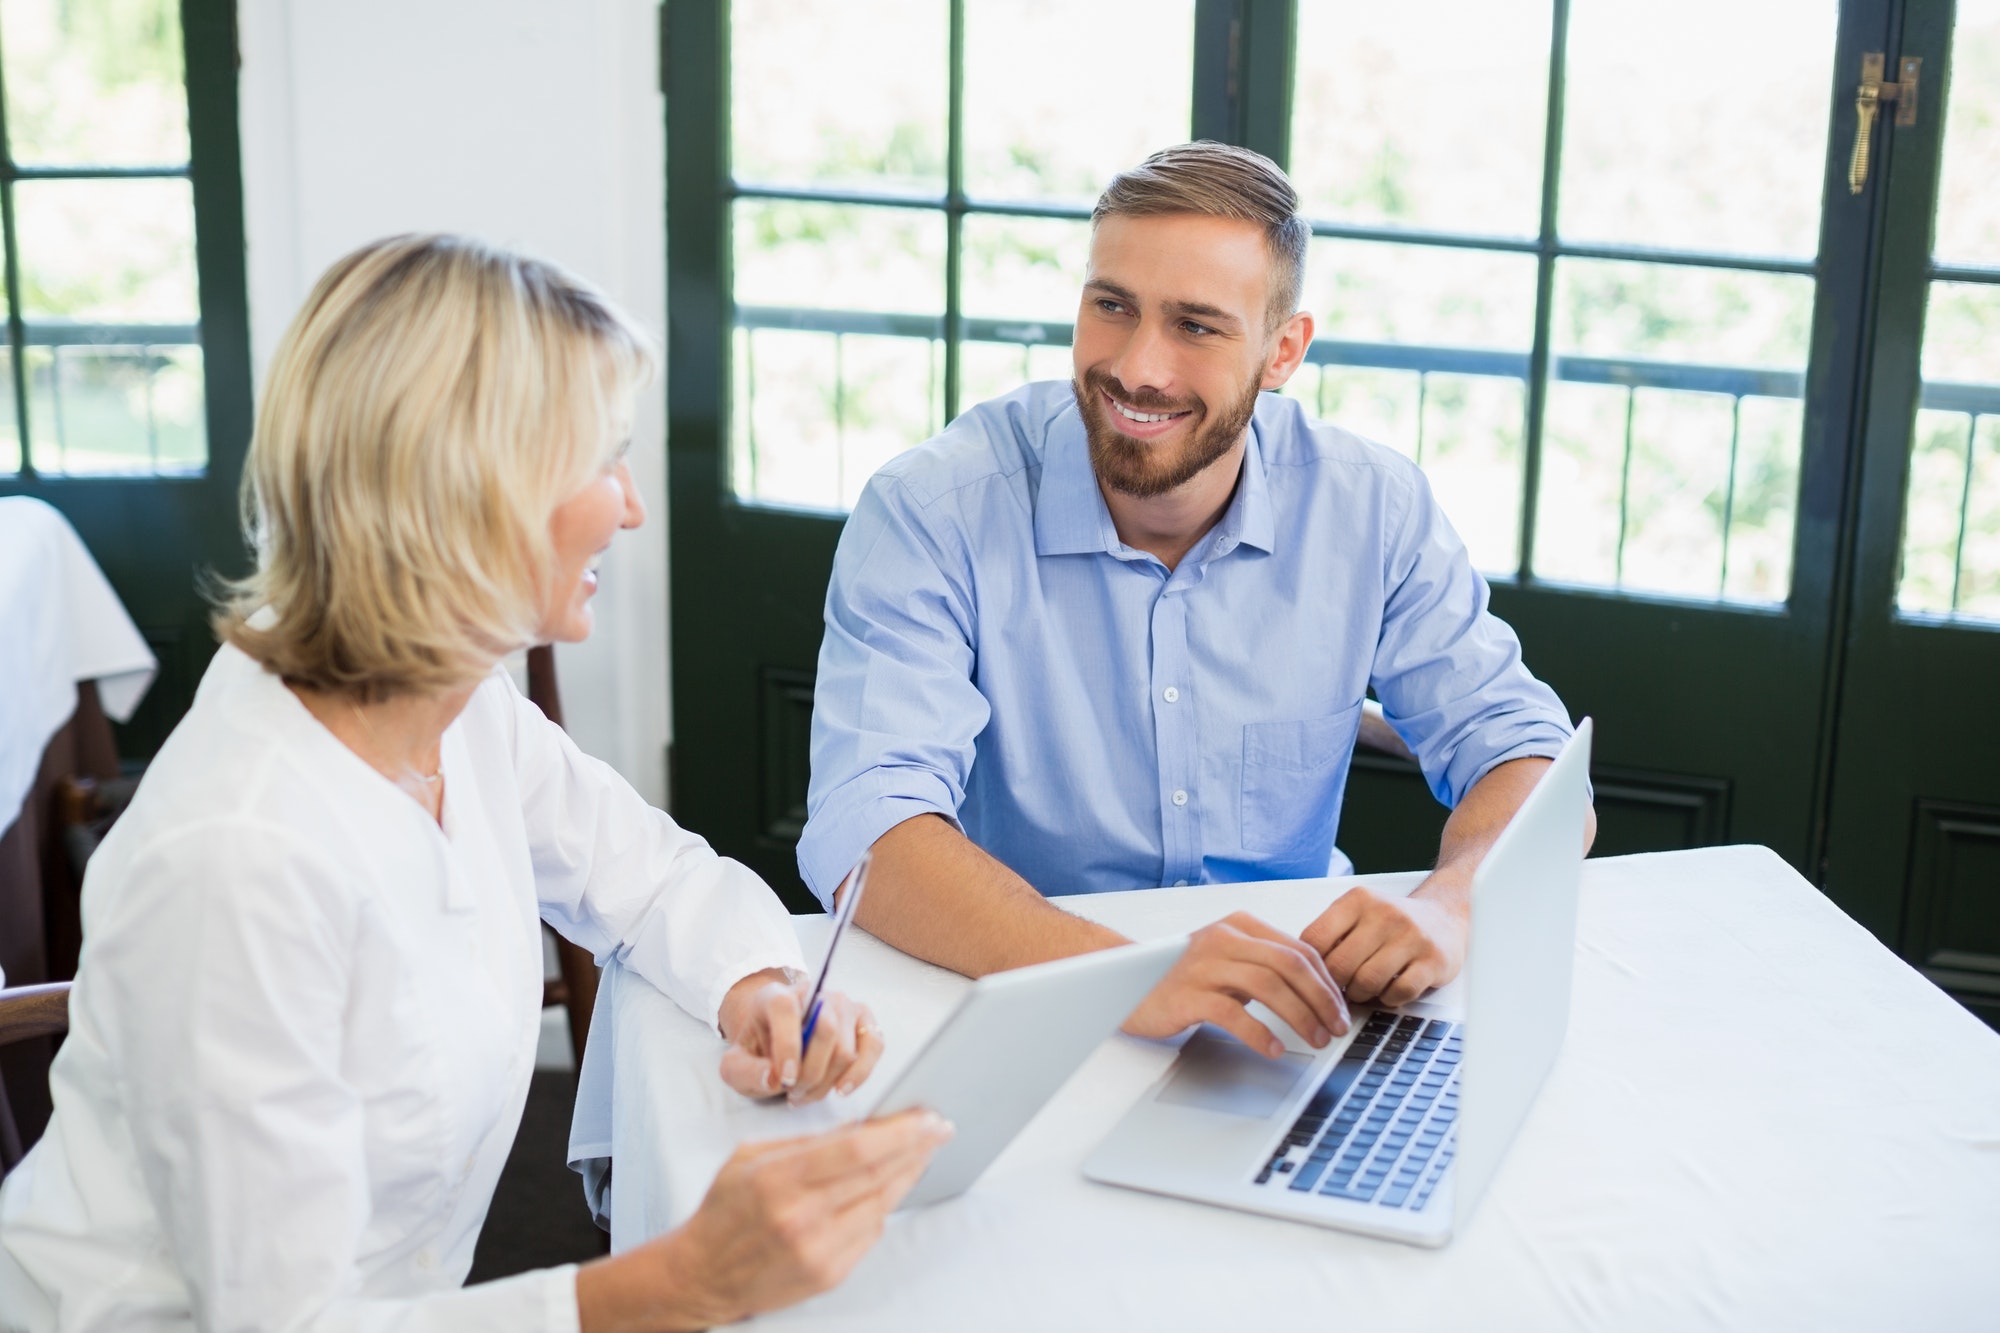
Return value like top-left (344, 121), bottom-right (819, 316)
top-left (1260, 310), bottom-right (1316, 391)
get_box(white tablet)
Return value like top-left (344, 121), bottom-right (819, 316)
top-left (869, 935), bottom-right (1187, 1209)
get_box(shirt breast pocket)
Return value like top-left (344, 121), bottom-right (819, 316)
top-left (1239, 706), bottom-right (1363, 855)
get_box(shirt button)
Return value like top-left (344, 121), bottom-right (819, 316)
top-left (1162, 686), bottom-right (1180, 703)
top-left (1171, 789), bottom-right (1189, 807)
top-left (416, 1248), bottom-right (438, 1271)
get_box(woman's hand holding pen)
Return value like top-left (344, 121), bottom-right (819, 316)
top-left (718, 969), bottom-right (885, 1103)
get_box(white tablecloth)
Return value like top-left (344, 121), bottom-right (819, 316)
top-left (568, 846), bottom-right (2000, 1331)
top-left (0, 498), bottom-right (155, 834)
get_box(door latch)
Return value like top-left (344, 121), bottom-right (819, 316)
top-left (1850, 52), bottom-right (1921, 195)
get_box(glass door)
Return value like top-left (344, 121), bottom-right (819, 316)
top-left (666, 0), bottom-right (1934, 922)
top-left (1826, 0), bottom-right (2000, 1024)
top-left (1294, 0), bottom-right (1879, 875)
top-left (0, 0), bottom-right (254, 755)
top-left (666, 0), bottom-right (1200, 905)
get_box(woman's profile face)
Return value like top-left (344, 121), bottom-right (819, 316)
top-left (542, 447), bottom-right (645, 643)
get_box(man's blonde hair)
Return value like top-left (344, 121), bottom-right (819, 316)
top-left (1093, 141), bottom-right (1309, 331)
top-left (215, 234), bottom-right (657, 700)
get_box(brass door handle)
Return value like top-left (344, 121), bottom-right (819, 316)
top-left (1850, 52), bottom-right (1922, 195)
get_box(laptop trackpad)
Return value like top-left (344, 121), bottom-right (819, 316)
top-left (1155, 1028), bottom-right (1311, 1118)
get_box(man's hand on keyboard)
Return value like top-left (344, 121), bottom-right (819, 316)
top-left (1302, 882), bottom-right (1469, 1009)
top-left (1121, 911), bottom-right (1351, 1058)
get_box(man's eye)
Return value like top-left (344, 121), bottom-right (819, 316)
top-left (1097, 298), bottom-right (1128, 315)
top-left (1181, 321), bottom-right (1214, 337)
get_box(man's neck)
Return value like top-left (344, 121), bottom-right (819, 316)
top-left (1100, 436), bottom-right (1247, 572)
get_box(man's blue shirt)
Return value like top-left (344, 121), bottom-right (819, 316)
top-left (797, 381), bottom-right (1573, 906)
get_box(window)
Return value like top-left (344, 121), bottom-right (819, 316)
top-left (714, 0), bottom-right (1863, 612)
top-left (0, 0), bottom-right (208, 478)
top-left (727, 0), bottom-right (1195, 512)
top-left (1894, 0), bottom-right (2000, 624)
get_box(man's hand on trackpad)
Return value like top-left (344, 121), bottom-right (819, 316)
top-left (1120, 911), bottom-right (1351, 1058)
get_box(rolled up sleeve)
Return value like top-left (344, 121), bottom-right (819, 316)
top-left (1370, 465), bottom-right (1574, 807)
top-left (509, 687), bottom-right (804, 1031)
top-left (798, 475), bottom-right (990, 907)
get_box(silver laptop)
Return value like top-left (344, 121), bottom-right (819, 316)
top-left (1083, 719), bottom-right (1593, 1247)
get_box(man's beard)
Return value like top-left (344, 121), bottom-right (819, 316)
top-left (1073, 365), bottom-right (1262, 499)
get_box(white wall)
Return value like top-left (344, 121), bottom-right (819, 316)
top-left (235, 0), bottom-right (674, 805)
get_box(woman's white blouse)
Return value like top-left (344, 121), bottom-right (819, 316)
top-left (0, 645), bottom-right (805, 1330)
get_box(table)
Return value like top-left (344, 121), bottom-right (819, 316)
top-left (567, 846), bottom-right (2000, 1331)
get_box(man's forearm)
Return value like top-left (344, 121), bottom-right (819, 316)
top-left (1421, 755), bottom-right (1598, 903)
top-left (853, 813), bottom-right (1126, 977)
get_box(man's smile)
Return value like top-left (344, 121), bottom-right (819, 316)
top-left (1102, 388), bottom-right (1194, 439)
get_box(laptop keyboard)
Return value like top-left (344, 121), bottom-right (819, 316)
top-left (1253, 1010), bottom-right (1460, 1211)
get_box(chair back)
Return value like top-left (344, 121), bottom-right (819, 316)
top-left (526, 646), bottom-right (599, 1067)
top-left (0, 982), bottom-right (70, 1175)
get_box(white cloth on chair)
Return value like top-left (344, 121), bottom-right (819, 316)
top-left (0, 497), bottom-right (156, 832)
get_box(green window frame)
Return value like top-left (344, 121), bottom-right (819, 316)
top-left (710, 0), bottom-right (1877, 616)
top-left (0, 0), bottom-right (252, 485)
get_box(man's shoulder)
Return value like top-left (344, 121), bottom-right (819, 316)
top-left (870, 380), bottom-right (1075, 511)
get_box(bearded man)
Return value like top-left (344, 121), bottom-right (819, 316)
top-left (797, 142), bottom-right (1590, 1059)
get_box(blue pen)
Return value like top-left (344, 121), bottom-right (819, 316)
top-left (800, 848), bottom-right (871, 1052)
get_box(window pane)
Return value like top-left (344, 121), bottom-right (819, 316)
top-left (961, 214), bottom-right (1089, 327)
top-left (1560, 0), bottom-right (1835, 257)
top-left (0, 347), bottom-right (17, 474)
top-left (733, 200), bottom-right (946, 315)
top-left (1934, 0), bottom-right (2000, 267)
top-left (962, 0), bottom-right (1194, 204)
top-left (1305, 238), bottom-right (1538, 349)
top-left (1897, 283), bottom-right (2000, 622)
top-left (731, 201), bottom-right (945, 508)
top-left (0, 0), bottom-right (188, 164)
top-left (731, 328), bottom-right (940, 511)
top-left (1722, 395), bottom-right (1804, 604)
top-left (28, 344), bottom-right (202, 478)
top-left (959, 342), bottom-right (1071, 415)
top-left (1290, 239), bottom-right (1536, 576)
top-left (15, 178), bottom-right (199, 320)
top-left (959, 214), bottom-right (1084, 410)
top-left (730, 0), bottom-right (945, 194)
top-left (1536, 260), bottom-right (1811, 600)
top-left (1291, 0), bottom-right (1549, 237)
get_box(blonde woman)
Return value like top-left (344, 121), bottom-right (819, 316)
top-left (0, 236), bottom-right (948, 1331)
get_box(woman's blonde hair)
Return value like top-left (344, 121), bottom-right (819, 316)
top-left (215, 234), bottom-right (657, 700)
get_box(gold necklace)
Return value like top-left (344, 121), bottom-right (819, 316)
top-left (348, 699), bottom-right (443, 802)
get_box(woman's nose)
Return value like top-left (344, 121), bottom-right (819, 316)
top-left (618, 459), bottom-right (647, 529)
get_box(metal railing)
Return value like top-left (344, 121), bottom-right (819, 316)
top-left (731, 303), bottom-right (2000, 616)
top-left (3, 320), bottom-right (203, 478)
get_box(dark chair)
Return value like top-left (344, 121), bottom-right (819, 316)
top-left (1357, 699), bottom-right (1418, 762)
top-left (0, 982), bottom-right (71, 1177)
top-left (526, 645), bottom-right (601, 1069)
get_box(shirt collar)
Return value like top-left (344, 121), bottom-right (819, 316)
top-left (1035, 401), bottom-right (1279, 560)
top-left (1216, 414), bottom-right (1277, 557)
top-left (1034, 401), bottom-right (1117, 557)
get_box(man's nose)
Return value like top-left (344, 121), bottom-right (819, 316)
top-left (1107, 318), bottom-right (1178, 401)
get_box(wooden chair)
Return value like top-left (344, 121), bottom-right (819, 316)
top-left (0, 982), bottom-right (71, 1177)
top-left (526, 645), bottom-right (601, 1069)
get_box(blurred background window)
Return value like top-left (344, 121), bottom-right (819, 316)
top-left (1894, 0), bottom-right (2000, 625)
top-left (718, 0), bottom-right (1865, 618)
top-left (0, 0), bottom-right (208, 480)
